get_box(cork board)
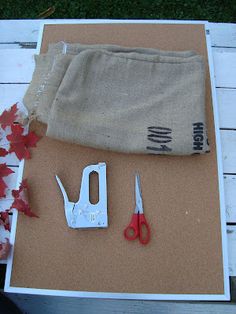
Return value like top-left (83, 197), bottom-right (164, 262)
top-left (8, 23), bottom-right (227, 298)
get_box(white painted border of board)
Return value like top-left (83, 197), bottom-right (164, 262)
top-left (205, 25), bottom-right (230, 299)
top-left (4, 19), bottom-right (230, 301)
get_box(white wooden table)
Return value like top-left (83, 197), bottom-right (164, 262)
top-left (0, 20), bottom-right (236, 313)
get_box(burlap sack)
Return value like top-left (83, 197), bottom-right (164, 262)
top-left (47, 49), bottom-right (209, 155)
top-left (48, 41), bottom-right (197, 58)
top-left (34, 54), bottom-right (74, 123)
top-left (23, 42), bottom-right (197, 124)
top-left (23, 54), bottom-right (57, 117)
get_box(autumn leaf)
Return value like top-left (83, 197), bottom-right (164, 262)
top-left (0, 148), bottom-right (8, 157)
top-left (7, 124), bottom-right (41, 161)
top-left (0, 104), bottom-right (18, 130)
top-left (24, 131), bottom-right (41, 148)
top-left (11, 199), bottom-right (38, 218)
top-left (20, 178), bottom-right (28, 190)
top-left (0, 180), bottom-right (7, 198)
top-left (0, 238), bottom-right (11, 260)
top-left (12, 178), bottom-right (28, 199)
top-left (0, 210), bottom-right (10, 231)
top-left (6, 124), bottom-right (26, 160)
top-left (0, 163), bottom-right (14, 177)
top-left (11, 179), bottom-right (39, 218)
top-left (7, 124), bottom-right (23, 142)
top-left (0, 163), bottom-right (14, 198)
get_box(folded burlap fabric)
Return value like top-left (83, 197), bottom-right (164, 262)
top-left (23, 42), bottom-right (197, 124)
top-left (23, 54), bottom-right (57, 119)
top-left (44, 48), bottom-right (209, 155)
top-left (47, 41), bottom-right (197, 58)
top-left (34, 54), bottom-right (74, 123)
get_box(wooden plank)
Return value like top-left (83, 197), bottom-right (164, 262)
top-left (209, 23), bottom-right (236, 48)
top-left (217, 88), bottom-right (236, 129)
top-left (0, 166), bottom-right (18, 199)
top-left (224, 175), bottom-right (236, 223)
top-left (0, 43), bottom-right (37, 50)
top-left (0, 42), bottom-right (38, 49)
top-left (213, 48), bottom-right (236, 88)
top-left (0, 20), bottom-right (40, 43)
top-left (0, 84), bottom-right (29, 112)
top-left (0, 49), bottom-right (35, 83)
top-left (0, 199), bottom-right (14, 212)
top-left (227, 226), bottom-right (236, 276)
top-left (0, 19), bottom-right (79, 44)
top-left (0, 44), bottom-right (22, 49)
top-left (221, 130), bottom-right (236, 173)
top-left (5, 293), bottom-right (236, 314)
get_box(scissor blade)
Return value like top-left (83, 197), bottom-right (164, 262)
top-left (135, 174), bottom-right (144, 214)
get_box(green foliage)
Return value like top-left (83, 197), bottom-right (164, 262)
top-left (0, 0), bottom-right (235, 22)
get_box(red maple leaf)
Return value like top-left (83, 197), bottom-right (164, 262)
top-left (11, 179), bottom-right (39, 218)
top-left (0, 163), bottom-right (14, 177)
top-left (0, 148), bottom-right (8, 157)
top-left (0, 163), bottom-right (14, 198)
top-left (24, 131), bottom-right (41, 148)
top-left (6, 124), bottom-right (26, 160)
top-left (0, 238), bottom-right (11, 260)
top-left (0, 179), bottom-right (7, 198)
top-left (7, 124), bottom-right (23, 142)
top-left (7, 125), bottom-right (41, 161)
top-left (0, 104), bottom-right (18, 130)
top-left (11, 199), bottom-right (38, 218)
top-left (0, 210), bottom-right (10, 231)
top-left (12, 178), bottom-right (28, 198)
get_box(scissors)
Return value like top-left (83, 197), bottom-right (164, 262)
top-left (124, 174), bottom-right (151, 245)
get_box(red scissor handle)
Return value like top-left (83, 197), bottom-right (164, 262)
top-left (138, 214), bottom-right (151, 245)
top-left (124, 213), bottom-right (151, 245)
top-left (124, 213), bottom-right (139, 241)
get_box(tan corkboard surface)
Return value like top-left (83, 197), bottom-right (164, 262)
top-left (10, 23), bottom-right (225, 295)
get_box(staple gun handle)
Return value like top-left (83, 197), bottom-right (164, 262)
top-left (78, 162), bottom-right (107, 207)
